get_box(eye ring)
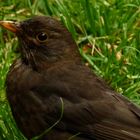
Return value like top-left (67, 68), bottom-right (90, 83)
top-left (36, 32), bottom-right (48, 42)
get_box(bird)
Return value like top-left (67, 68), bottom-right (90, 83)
top-left (0, 16), bottom-right (140, 140)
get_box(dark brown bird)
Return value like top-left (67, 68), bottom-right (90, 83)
top-left (0, 16), bottom-right (140, 140)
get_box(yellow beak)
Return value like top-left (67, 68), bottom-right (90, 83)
top-left (0, 20), bottom-right (20, 33)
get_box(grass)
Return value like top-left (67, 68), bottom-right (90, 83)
top-left (0, 0), bottom-right (140, 139)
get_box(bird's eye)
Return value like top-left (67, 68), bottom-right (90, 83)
top-left (36, 32), bottom-right (48, 42)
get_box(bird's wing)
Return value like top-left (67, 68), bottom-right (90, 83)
top-left (30, 73), bottom-right (140, 140)
top-left (37, 64), bottom-right (140, 140)
top-left (31, 84), bottom-right (140, 140)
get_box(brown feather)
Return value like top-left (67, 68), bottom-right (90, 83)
top-left (3, 16), bottom-right (140, 140)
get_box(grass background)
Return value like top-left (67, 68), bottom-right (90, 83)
top-left (0, 0), bottom-right (140, 139)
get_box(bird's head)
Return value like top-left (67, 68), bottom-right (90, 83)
top-left (0, 16), bottom-right (79, 70)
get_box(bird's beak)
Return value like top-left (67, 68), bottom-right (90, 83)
top-left (0, 20), bottom-right (20, 33)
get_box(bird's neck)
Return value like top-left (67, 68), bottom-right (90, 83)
top-left (22, 51), bottom-right (82, 72)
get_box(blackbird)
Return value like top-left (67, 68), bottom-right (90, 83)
top-left (0, 16), bottom-right (140, 140)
